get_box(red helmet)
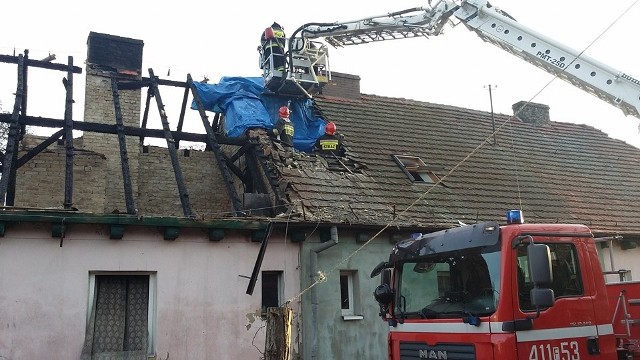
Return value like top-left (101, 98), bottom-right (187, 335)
top-left (325, 121), bottom-right (336, 135)
top-left (278, 106), bottom-right (290, 118)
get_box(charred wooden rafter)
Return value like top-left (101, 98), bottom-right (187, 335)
top-left (0, 54), bottom-right (83, 74)
top-left (0, 55), bottom-right (25, 205)
top-left (148, 69), bottom-right (195, 218)
top-left (175, 87), bottom-right (190, 149)
top-left (139, 88), bottom-right (153, 146)
top-left (63, 56), bottom-right (75, 209)
top-left (0, 114), bottom-right (246, 145)
top-left (187, 74), bottom-right (245, 216)
top-left (16, 129), bottom-right (65, 168)
top-left (116, 77), bottom-right (186, 90)
top-left (110, 77), bottom-right (137, 214)
top-left (224, 157), bottom-right (246, 180)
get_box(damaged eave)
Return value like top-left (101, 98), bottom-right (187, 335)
top-left (0, 209), bottom-right (270, 231)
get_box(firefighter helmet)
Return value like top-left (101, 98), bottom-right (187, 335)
top-left (278, 106), bottom-right (290, 118)
top-left (325, 121), bottom-right (336, 135)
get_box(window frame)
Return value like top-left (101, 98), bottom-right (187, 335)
top-left (261, 270), bottom-right (284, 314)
top-left (339, 270), bottom-right (363, 320)
top-left (86, 271), bottom-right (157, 355)
top-left (391, 155), bottom-right (441, 184)
top-left (516, 242), bottom-right (584, 311)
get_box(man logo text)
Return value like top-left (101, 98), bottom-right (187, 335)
top-left (419, 350), bottom-right (447, 359)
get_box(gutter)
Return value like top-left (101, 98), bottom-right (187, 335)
top-left (310, 226), bottom-right (338, 360)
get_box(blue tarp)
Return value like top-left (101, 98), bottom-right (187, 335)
top-left (191, 77), bottom-right (326, 152)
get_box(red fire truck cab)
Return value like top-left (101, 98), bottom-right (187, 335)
top-left (371, 212), bottom-right (640, 360)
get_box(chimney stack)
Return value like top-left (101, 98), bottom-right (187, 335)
top-left (512, 101), bottom-right (550, 126)
top-left (320, 72), bottom-right (361, 99)
top-left (83, 32), bottom-right (144, 213)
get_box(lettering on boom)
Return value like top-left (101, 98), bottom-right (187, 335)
top-left (621, 73), bottom-right (640, 86)
top-left (535, 51), bottom-right (566, 70)
top-left (419, 349), bottom-right (448, 359)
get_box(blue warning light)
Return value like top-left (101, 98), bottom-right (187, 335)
top-left (506, 210), bottom-right (524, 224)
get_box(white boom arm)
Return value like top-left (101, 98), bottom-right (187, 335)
top-left (297, 0), bottom-right (640, 119)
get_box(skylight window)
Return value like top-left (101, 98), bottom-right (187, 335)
top-left (392, 155), bottom-right (440, 184)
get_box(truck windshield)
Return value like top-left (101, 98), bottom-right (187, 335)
top-left (396, 250), bottom-right (501, 319)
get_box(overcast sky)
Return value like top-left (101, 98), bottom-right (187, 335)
top-left (1, 0), bottom-right (639, 147)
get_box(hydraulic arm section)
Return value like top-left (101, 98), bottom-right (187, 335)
top-left (277, 0), bottom-right (640, 120)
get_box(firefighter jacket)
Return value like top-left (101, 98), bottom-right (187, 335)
top-left (274, 117), bottom-right (294, 147)
top-left (314, 134), bottom-right (345, 156)
top-left (260, 27), bottom-right (286, 70)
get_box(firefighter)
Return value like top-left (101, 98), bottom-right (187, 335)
top-left (314, 121), bottom-right (345, 157)
top-left (260, 22), bottom-right (286, 72)
top-left (272, 106), bottom-right (294, 147)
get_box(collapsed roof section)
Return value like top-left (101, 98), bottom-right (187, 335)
top-left (0, 32), bottom-right (365, 223)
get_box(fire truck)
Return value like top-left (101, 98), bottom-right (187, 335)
top-left (259, 0), bottom-right (640, 121)
top-left (370, 211), bottom-right (640, 359)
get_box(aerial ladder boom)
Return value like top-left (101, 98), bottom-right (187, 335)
top-left (278, 0), bottom-right (640, 120)
top-left (453, 0), bottom-right (640, 119)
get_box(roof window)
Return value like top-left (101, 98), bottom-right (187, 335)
top-left (392, 155), bottom-right (441, 184)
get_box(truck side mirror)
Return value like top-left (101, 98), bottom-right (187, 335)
top-left (530, 287), bottom-right (555, 308)
top-left (374, 283), bottom-right (394, 306)
top-left (527, 243), bottom-right (553, 286)
top-left (373, 269), bottom-right (393, 306)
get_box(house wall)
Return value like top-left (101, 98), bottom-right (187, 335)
top-left (0, 223), bottom-right (301, 360)
top-left (299, 231), bottom-right (391, 360)
top-left (597, 240), bottom-right (640, 283)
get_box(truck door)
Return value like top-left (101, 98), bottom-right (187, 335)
top-left (513, 241), bottom-right (602, 360)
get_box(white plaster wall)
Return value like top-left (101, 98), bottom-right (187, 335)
top-left (598, 241), bottom-right (640, 283)
top-left (0, 222), bottom-right (300, 360)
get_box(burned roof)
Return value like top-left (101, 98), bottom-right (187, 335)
top-left (277, 93), bottom-right (640, 234)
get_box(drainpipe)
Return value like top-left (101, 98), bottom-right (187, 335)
top-left (310, 226), bottom-right (339, 360)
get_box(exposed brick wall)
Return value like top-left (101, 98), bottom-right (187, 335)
top-left (137, 147), bottom-right (233, 218)
top-left (15, 138), bottom-right (237, 217)
top-left (14, 146), bottom-right (107, 212)
top-left (319, 72), bottom-right (361, 99)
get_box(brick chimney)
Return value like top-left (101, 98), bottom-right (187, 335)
top-left (512, 101), bottom-right (550, 126)
top-left (83, 31), bottom-right (144, 212)
top-left (320, 72), bottom-right (361, 99)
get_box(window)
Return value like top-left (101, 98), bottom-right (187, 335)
top-left (262, 271), bottom-right (283, 312)
top-left (517, 243), bottom-right (583, 311)
top-left (340, 270), bottom-right (362, 320)
top-left (398, 251), bottom-right (500, 318)
top-left (391, 155), bottom-right (441, 184)
top-left (82, 272), bottom-right (156, 359)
